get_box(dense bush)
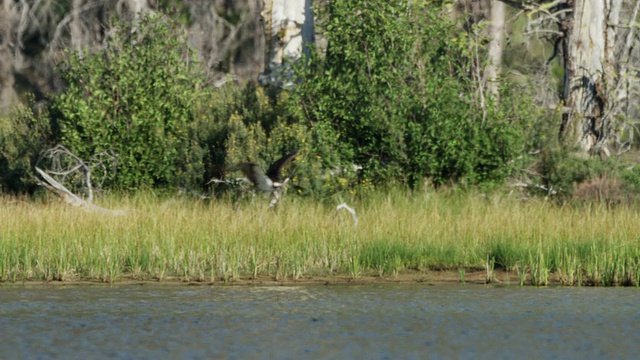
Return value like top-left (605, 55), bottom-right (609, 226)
top-left (291, 0), bottom-right (528, 188)
top-left (516, 119), bottom-right (640, 203)
top-left (52, 14), bottom-right (200, 190)
top-left (193, 84), bottom-right (320, 196)
top-left (0, 97), bottom-right (55, 193)
top-left (2, 5), bottom-right (542, 197)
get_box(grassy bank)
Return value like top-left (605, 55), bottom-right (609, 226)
top-left (1, 191), bottom-right (640, 286)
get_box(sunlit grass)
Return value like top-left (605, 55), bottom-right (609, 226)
top-left (1, 190), bottom-right (640, 286)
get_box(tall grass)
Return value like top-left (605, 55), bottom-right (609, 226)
top-left (1, 190), bottom-right (640, 286)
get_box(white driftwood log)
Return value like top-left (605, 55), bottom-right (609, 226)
top-left (36, 167), bottom-right (125, 215)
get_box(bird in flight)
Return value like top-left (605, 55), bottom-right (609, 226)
top-left (229, 150), bottom-right (299, 193)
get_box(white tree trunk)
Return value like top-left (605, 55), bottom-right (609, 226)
top-left (70, 0), bottom-right (85, 55)
top-left (259, 0), bottom-right (315, 86)
top-left (118, 0), bottom-right (150, 18)
top-left (561, 0), bottom-right (621, 155)
top-left (485, 0), bottom-right (505, 98)
top-left (0, 0), bottom-right (17, 113)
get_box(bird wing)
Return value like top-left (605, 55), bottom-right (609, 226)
top-left (237, 162), bottom-right (274, 191)
top-left (266, 150), bottom-right (299, 181)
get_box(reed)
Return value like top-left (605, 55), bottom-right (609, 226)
top-left (1, 190), bottom-right (640, 286)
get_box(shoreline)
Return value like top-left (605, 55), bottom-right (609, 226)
top-left (0, 270), bottom-right (565, 287)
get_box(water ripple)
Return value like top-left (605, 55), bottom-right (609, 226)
top-left (0, 285), bottom-right (638, 359)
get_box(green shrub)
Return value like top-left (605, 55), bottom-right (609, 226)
top-left (291, 0), bottom-right (526, 188)
top-left (192, 82), bottom-right (360, 199)
top-left (52, 14), bottom-right (200, 190)
top-left (0, 97), bottom-right (55, 193)
top-left (3, 4), bottom-right (538, 197)
top-left (621, 165), bottom-right (640, 194)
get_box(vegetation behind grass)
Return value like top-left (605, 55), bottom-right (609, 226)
top-left (2, 190), bottom-right (639, 286)
top-left (2, 4), bottom-right (537, 196)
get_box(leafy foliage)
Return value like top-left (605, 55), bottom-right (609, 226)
top-left (193, 84), bottom-right (315, 196)
top-left (53, 14), bottom-right (199, 190)
top-left (2, 4), bottom-right (538, 197)
top-left (292, 0), bottom-right (526, 188)
top-left (0, 97), bottom-right (55, 193)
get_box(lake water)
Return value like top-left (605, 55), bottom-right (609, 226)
top-left (1, 284), bottom-right (638, 359)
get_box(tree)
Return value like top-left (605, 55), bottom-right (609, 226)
top-left (0, 0), bottom-right (17, 114)
top-left (502, 0), bottom-right (638, 156)
top-left (53, 15), bottom-right (199, 190)
top-left (259, 0), bottom-right (315, 86)
top-left (486, 1), bottom-right (506, 98)
top-left (458, 0), bottom-right (507, 114)
top-left (559, 0), bottom-right (620, 155)
top-left (0, 1), bottom-right (271, 111)
top-left (291, 0), bottom-right (525, 187)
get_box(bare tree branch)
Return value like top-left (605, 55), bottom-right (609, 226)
top-left (37, 144), bottom-right (117, 204)
top-left (35, 167), bottom-right (124, 215)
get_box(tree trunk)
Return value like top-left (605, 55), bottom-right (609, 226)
top-left (0, 0), bottom-right (17, 114)
top-left (70, 0), bottom-right (85, 55)
top-left (560, 0), bottom-right (621, 156)
top-left (608, 0), bottom-right (639, 151)
top-left (259, 0), bottom-right (315, 86)
top-left (485, 0), bottom-right (505, 98)
top-left (117, 0), bottom-right (151, 19)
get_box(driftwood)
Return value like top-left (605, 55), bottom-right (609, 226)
top-left (36, 167), bottom-right (124, 215)
top-left (38, 145), bottom-right (116, 200)
top-left (35, 145), bottom-right (124, 215)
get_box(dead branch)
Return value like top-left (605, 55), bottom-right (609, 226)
top-left (35, 145), bottom-right (123, 215)
top-left (38, 144), bottom-right (116, 203)
top-left (35, 167), bottom-right (124, 215)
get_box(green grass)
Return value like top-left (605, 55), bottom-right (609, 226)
top-left (1, 190), bottom-right (640, 286)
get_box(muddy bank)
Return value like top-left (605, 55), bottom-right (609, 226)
top-left (1, 270), bottom-right (550, 287)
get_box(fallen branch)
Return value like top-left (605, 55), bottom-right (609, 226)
top-left (35, 145), bottom-right (122, 214)
top-left (36, 167), bottom-right (125, 215)
top-left (37, 144), bottom-right (116, 202)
